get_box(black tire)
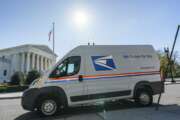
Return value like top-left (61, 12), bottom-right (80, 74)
top-left (134, 88), bottom-right (153, 107)
top-left (37, 96), bottom-right (60, 116)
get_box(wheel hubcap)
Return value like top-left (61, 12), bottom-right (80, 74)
top-left (139, 93), bottom-right (150, 105)
top-left (41, 100), bottom-right (57, 115)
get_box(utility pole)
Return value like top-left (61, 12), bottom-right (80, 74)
top-left (156, 25), bottom-right (180, 110)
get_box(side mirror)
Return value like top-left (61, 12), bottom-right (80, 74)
top-left (79, 75), bottom-right (83, 82)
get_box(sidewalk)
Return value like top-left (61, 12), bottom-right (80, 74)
top-left (0, 92), bottom-right (22, 100)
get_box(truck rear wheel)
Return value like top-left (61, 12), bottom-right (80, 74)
top-left (135, 88), bottom-right (153, 106)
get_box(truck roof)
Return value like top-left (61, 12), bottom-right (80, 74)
top-left (68, 45), bottom-right (155, 55)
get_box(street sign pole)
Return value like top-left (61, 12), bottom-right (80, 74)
top-left (156, 25), bottom-right (180, 110)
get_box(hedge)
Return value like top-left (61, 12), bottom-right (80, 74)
top-left (0, 85), bottom-right (28, 93)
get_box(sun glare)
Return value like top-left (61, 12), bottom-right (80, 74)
top-left (73, 10), bottom-right (89, 29)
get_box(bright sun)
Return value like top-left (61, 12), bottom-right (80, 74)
top-left (73, 10), bottom-right (89, 28)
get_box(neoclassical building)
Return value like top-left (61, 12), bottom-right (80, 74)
top-left (0, 44), bottom-right (57, 83)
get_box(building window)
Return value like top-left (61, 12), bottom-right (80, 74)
top-left (3, 70), bottom-right (7, 76)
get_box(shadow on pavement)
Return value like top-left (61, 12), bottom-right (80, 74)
top-left (14, 100), bottom-right (167, 120)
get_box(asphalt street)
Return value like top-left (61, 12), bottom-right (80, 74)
top-left (1, 83), bottom-right (180, 120)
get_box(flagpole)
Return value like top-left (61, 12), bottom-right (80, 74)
top-left (53, 22), bottom-right (55, 53)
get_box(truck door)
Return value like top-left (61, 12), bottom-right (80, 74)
top-left (65, 56), bottom-right (87, 104)
top-left (49, 56), bottom-right (86, 104)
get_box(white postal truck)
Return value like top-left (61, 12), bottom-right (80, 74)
top-left (22, 45), bottom-right (164, 116)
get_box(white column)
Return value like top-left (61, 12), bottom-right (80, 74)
top-left (32, 53), bottom-right (35, 70)
top-left (21, 53), bottom-right (25, 72)
top-left (26, 52), bottom-right (30, 73)
top-left (43, 58), bottom-right (45, 70)
top-left (48, 59), bottom-right (51, 68)
top-left (48, 60), bottom-right (51, 66)
top-left (17, 53), bottom-right (21, 71)
top-left (40, 56), bottom-right (44, 71)
top-left (10, 54), bottom-right (15, 75)
top-left (14, 54), bottom-right (18, 71)
top-left (45, 58), bottom-right (48, 70)
top-left (36, 55), bottom-right (39, 71)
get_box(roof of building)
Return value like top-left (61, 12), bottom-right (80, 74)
top-left (0, 44), bottom-right (57, 56)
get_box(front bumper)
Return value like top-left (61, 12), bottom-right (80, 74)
top-left (21, 88), bottom-right (39, 111)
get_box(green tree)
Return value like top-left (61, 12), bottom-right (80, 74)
top-left (157, 50), bottom-right (168, 77)
top-left (10, 72), bottom-right (25, 85)
top-left (26, 70), bottom-right (41, 85)
top-left (174, 63), bottom-right (180, 77)
top-left (157, 50), bottom-right (180, 78)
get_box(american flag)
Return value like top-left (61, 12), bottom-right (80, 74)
top-left (48, 29), bottom-right (52, 41)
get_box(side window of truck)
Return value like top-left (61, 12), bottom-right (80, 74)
top-left (49, 56), bottom-right (81, 78)
top-left (66, 56), bottom-right (81, 75)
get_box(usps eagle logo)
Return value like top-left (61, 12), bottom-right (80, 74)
top-left (91, 55), bottom-right (116, 71)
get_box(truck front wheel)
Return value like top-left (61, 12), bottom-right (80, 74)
top-left (38, 96), bottom-right (60, 116)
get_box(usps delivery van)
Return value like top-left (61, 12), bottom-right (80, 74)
top-left (22, 45), bottom-right (164, 116)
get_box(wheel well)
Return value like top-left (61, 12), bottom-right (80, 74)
top-left (133, 81), bottom-right (153, 98)
top-left (33, 86), bottom-right (68, 109)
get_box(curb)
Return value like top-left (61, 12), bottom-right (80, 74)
top-left (0, 96), bottom-right (21, 100)
top-left (0, 92), bottom-right (22, 100)
top-left (165, 81), bottom-right (180, 85)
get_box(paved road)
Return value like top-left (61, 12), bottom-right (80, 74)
top-left (1, 84), bottom-right (180, 120)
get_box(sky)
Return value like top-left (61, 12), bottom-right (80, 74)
top-left (0, 0), bottom-right (180, 59)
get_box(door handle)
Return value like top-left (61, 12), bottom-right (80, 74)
top-left (78, 75), bottom-right (83, 82)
